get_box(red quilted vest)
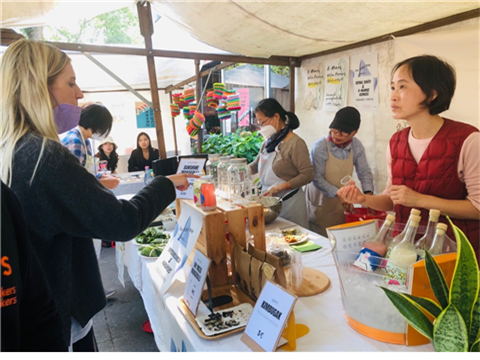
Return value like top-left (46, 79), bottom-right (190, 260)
top-left (390, 118), bottom-right (479, 259)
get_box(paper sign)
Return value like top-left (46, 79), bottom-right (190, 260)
top-left (135, 101), bottom-right (155, 128)
top-left (323, 57), bottom-right (349, 111)
top-left (175, 158), bottom-right (206, 199)
top-left (155, 205), bottom-right (203, 295)
top-left (349, 52), bottom-right (379, 111)
top-left (183, 249), bottom-right (211, 316)
top-left (241, 281), bottom-right (298, 352)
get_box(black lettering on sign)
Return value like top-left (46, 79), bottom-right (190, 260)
top-left (162, 260), bottom-right (172, 274)
top-left (260, 300), bottom-right (282, 320)
top-left (168, 248), bottom-right (181, 263)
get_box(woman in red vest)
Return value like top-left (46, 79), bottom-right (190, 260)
top-left (338, 55), bottom-right (479, 260)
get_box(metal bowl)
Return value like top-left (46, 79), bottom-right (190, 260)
top-left (251, 196), bottom-right (282, 224)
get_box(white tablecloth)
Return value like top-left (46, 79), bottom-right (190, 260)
top-left (116, 217), bottom-right (434, 352)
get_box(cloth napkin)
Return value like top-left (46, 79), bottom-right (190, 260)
top-left (290, 241), bottom-right (322, 252)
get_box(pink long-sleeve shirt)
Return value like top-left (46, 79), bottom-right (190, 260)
top-left (383, 130), bottom-right (480, 211)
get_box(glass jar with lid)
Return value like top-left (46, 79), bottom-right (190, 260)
top-left (200, 175), bottom-right (217, 211)
top-left (206, 154), bottom-right (221, 188)
top-left (227, 158), bottom-right (252, 202)
top-left (216, 155), bottom-right (234, 198)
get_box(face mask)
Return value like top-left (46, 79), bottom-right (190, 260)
top-left (50, 90), bottom-right (82, 134)
top-left (259, 124), bottom-right (277, 139)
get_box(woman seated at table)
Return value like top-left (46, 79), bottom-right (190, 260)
top-left (96, 136), bottom-right (119, 174)
top-left (338, 55), bottom-right (480, 259)
top-left (127, 132), bottom-right (159, 172)
top-left (249, 98), bottom-right (314, 228)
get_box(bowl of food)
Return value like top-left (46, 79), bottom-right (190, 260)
top-left (251, 196), bottom-right (282, 224)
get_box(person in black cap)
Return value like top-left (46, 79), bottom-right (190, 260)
top-left (305, 106), bottom-right (374, 236)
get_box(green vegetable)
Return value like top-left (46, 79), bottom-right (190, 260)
top-left (135, 227), bottom-right (171, 245)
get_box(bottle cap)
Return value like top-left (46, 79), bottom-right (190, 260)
top-left (410, 208), bottom-right (421, 216)
top-left (201, 175), bottom-right (213, 181)
top-left (410, 214), bottom-right (422, 225)
top-left (436, 223), bottom-right (448, 232)
top-left (385, 214), bottom-right (396, 223)
top-left (429, 209), bottom-right (441, 220)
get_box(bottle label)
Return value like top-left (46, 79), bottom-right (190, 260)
top-left (353, 248), bottom-right (383, 272)
top-left (383, 263), bottom-right (407, 286)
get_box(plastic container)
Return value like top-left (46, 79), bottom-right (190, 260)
top-left (344, 207), bottom-right (387, 223)
top-left (200, 176), bottom-right (217, 211)
top-left (144, 166), bottom-right (153, 185)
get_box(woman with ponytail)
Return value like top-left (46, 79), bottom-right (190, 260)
top-left (249, 98), bottom-right (314, 227)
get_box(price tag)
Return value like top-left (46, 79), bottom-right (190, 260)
top-left (154, 205), bottom-right (203, 295)
top-left (183, 249), bottom-right (211, 316)
top-left (176, 158), bottom-right (206, 199)
top-left (241, 280), bottom-right (297, 352)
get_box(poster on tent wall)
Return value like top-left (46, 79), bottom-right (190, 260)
top-left (304, 62), bottom-right (325, 111)
top-left (349, 53), bottom-right (379, 111)
top-left (236, 88), bottom-right (250, 126)
top-left (135, 102), bottom-right (155, 128)
top-left (323, 57), bottom-right (349, 112)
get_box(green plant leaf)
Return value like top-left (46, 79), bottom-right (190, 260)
top-left (424, 249), bottom-right (449, 309)
top-left (433, 304), bottom-right (469, 352)
top-left (379, 286), bottom-right (433, 340)
top-left (471, 339), bottom-right (479, 352)
top-left (402, 293), bottom-right (442, 318)
top-left (447, 217), bottom-right (480, 336)
top-left (469, 275), bottom-right (480, 350)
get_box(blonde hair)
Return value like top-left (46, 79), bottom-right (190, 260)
top-left (1, 40), bottom-right (70, 186)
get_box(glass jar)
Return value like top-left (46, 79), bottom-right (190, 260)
top-left (206, 154), bottom-right (221, 188)
top-left (200, 175), bottom-right (217, 211)
top-left (216, 155), bottom-right (234, 198)
top-left (227, 158), bottom-right (251, 202)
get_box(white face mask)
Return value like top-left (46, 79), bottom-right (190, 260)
top-left (259, 125), bottom-right (277, 139)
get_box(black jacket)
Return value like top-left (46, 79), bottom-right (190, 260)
top-left (10, 133), bottom-right (176, 340)
top-left (1, 182), bottom-right (68, 351)
top-left (127, 148), bottom-right (159, 172)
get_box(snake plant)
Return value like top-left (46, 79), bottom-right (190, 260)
top-left (380, 217), bottom-right (479, 352)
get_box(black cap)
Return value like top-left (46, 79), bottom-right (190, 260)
top-left (329, 107), bottom-right (361, 134)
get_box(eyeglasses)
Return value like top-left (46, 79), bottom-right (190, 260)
top-left (258, 117), bottom-right (272, 127)
top-left (330, 129), bottom-right (350, 137)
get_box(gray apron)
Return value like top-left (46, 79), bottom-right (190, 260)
top-left (259, 144), bottom-right (309, 228)
top-left (306, 139), bottom-right (353, 236)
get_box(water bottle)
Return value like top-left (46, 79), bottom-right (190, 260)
top-left (144, 166), bottom-right (153, 185)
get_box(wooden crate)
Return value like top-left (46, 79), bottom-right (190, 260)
top-left (175, 198), bottom-right (265, 287)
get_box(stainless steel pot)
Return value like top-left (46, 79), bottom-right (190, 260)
top-left (251, 189), bottom-right (299, 224)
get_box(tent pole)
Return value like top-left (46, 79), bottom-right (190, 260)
top-left (169, 92), bottom-right (179, 156)
top-left (137, 1), bottom-right (167, 159)
top-left (195, 59), bottom-right (203, 154)
top-left (289, 58), bottom-right (296, 113)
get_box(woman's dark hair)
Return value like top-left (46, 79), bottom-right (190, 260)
top-left (254, 98), bottom-right (300, 130)
top-left (136, 132), bottom-right (154, 152)
top-left (391, 55), bottom-right (456, 115)
top-left (79, 103), bottom-right (113, 136)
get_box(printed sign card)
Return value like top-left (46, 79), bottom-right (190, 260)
top-left (155, 205), bottom-right (203, 295)
top-left (241, 280), bottom-right (298, 352)
top-left (183, 249), bottom-right (211, 316)
top-left (175, 158), bottom-right (206, 199)
top-left (323, 57), bottom-right (349, 112)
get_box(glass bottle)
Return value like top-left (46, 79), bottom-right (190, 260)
top-left (216, 155), bottom-right (234, 198)
top-left (353, 214), bottom-right (395, 272)
top-left (426, 223), bottom-right (449, 257)
top-left (414, 209), bottom-right (440, 259)
top-left (227, 158), bottom-right (251, 202)
top-left (206, 154), bottom-right (221, 188)
top-left (384, 215), bottom-right (421, 286)
top-left (144, 166), bottom-right (153, 185)
top-left (200, 175), bottom-right (217, 211)
top-left (385, 208), bottom-right (421, 258)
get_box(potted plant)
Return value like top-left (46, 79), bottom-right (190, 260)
top-left (380, 218), bottom-right (479, 352)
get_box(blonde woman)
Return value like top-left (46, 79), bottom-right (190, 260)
top-left (1, 40), bottom-right (193, 351)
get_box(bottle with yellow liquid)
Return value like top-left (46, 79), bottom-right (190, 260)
top-left (414, 209), bottom-right (440, 259)
top-left (385, 208), bottom-right (421, 259)
top-left (383, 215), bottom-right (421, 286)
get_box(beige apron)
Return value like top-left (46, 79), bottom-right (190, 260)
top-left (305, 139), bottom-right (353, 236)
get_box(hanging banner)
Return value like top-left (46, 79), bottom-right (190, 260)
top-left (135, 101), bottom-right (155, 128)
top-left (349, 53), bottom-right (379, 111)
top-left (323, 57), bottom-right (349, 112)
top-left (236, 88), bottom-right (250, 126)
top-left (303, 62), bottom-right (324, 111)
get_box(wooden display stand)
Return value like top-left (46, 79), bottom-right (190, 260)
top-left (175, 198), bottom-right (266, 288)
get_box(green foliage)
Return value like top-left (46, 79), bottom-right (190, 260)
top-left (202, 129), bottom-right (264, 163)
top-left (43, 6), bottom-right (141, 45)
top-left (379, 217), bottom-right (480, 352)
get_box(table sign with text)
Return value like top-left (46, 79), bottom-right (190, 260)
top-left (155, 205), bottom-right (203, 295)
top-left (176, 158), bottom-right (206, 199)
top-left (241, 280), bottom-right (298, 352)
top-left (183, 249), bottom-right (211, 316)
